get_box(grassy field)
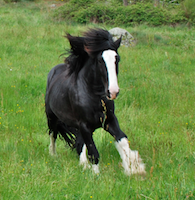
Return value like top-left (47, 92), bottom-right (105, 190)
top-left (0, 1), bottom-right (195, 199)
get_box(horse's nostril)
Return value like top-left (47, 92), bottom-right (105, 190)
top-left (107, 90), bottom-right (110, 98)
top-left (106, 89), bottom-right (120, 100)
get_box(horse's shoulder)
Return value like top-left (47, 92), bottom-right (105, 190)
top-left (48, 63), bottom-right (68, 80)
top-left (51, 63), bottom-right (66, 74)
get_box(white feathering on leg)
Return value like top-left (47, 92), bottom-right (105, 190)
top-left (79, 144), bottom-right (90, 169)
top-left (115, 137), bottom-right (146, 175)
top-left (115, 137), bottom-right (131, 175)
top-left (92, 164), bottom-right (100, 174)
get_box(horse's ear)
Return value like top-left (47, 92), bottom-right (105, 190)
top-left (66, 34), bottom-right (86, 55)
top-left (115, 36), bottom-right (122, 49)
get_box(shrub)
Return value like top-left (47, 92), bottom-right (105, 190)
top-left (3, 0), bottom-right (20, 2)
top-left (53, 1), bottom-right (188, 26)
top-left (183, 0), bottom-right (195, 24)
top-left (4, 0), bottom-right (37, 2)
top-left (53, 2), bottom-right (77, 21)
top-left (73, 4), bottom-right (117, 24)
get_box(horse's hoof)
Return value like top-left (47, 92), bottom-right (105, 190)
top-left (92, 164), bottom-right (100, 174)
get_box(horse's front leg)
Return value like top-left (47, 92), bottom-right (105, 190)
top-left (106, 114), bottom-right (146, 176)
top-left (75, 133), bottom-right (90, 170)
top-left (79, 123), bottom-right (100, 174)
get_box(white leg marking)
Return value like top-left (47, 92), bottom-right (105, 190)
top-left (49, 133), bottom-right (56, 155)
top-left (115, 137), bottom-right (130, 174)
top-left (115, 137), bottom-right (146, 175)
top-left (79, 144), bottom-right (99, 173)
top-left (92, 164), bottom-right (100, 174)
top-left (79, 144), bottom-right (90, 169)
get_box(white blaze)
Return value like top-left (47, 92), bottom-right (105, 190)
top-left (102, 50), bottom-right (119, 100)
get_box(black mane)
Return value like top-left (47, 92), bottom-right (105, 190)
top-left (65, 28), bottom-right (118, 75)
top-left (83, 28), bottom-right (119, 56)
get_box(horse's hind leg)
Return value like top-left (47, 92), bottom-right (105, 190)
top-left (46, 108), bottom-right (58, 155)
top-left (49, 131), bottom-right (57, 155)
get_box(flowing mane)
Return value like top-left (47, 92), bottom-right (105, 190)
top-left (65, 28), bottom-right (119, 75)
top-left (83, 28), bottom-right (119, 56)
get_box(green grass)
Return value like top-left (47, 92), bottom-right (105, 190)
top-left (0, 2), bottom-right (195, 199)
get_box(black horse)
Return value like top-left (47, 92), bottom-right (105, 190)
top-left (45, 28), bottom-right (145, 175)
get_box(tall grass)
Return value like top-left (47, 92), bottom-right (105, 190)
top-left (0, 2), bottom-right (194, 199)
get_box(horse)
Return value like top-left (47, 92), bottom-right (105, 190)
top-left (45, 28), bottom-right (146, 175)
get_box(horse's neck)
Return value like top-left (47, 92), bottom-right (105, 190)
top-left (79, 59), bottom-right (104, 94)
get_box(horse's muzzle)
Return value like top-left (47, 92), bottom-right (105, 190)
top-left (107, 90), bottom-right (119, 100)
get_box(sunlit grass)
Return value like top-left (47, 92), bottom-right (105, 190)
top-left (0, 2), bottom-right (195, 199)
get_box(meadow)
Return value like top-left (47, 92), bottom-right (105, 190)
top-left (0, 1), bottom-right (194, 199)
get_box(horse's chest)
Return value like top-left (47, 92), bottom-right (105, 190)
top-left (72, 99), bottom-right (104, 126)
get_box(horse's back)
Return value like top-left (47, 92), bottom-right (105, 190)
top-left (45, 63), bottom-right (67, 115)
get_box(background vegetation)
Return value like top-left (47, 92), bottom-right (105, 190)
top-left (0, 1), bottom-right (195, 199)
top-left (52, 0), bottom-right (195, 26)
top-left (2, 0), bottom-right (195, 26)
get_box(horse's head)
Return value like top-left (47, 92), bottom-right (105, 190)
top-left (67, 28), bottom-right (122, 100)
top-left (100, 49), bottom-right (120, 100)
top-left (84, 34), bottom-right (121, 100)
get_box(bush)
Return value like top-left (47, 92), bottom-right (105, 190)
top-left (4, 0), bottom-right (36, 2)
top-left (53, 2), bottom-right (78, 21)
top-left (114, 3), bottom-right (170, 26)
top-left (73, 4), bottom-right (117, 24)
top-left (183, 0), bottom-right (195, 24)
top-left (53, 1), bottom-right (188, 26)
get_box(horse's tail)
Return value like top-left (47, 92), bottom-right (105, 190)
top-left (57, 121), bottom-right (77, 149)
